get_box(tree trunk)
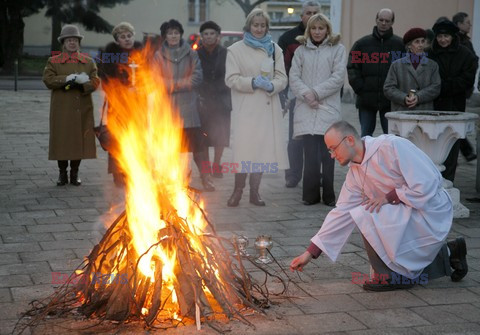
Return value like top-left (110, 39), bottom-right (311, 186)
top-left (0, 3), bottom-right (25, 74)
top-left (51, 13), bottom-right (61, 52)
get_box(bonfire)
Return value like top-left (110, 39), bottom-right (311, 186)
top-left (14, 44), bottom-right (299, 334)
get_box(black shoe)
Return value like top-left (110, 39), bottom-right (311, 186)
top-left (250, 191), bottom-right (266, 206)
top-left (70, 171), bottom-right (81, 186)
top-left (363, 281), bottom-right (415, 292)
top-left (201, 176), bottom-right (215, 192)
top-left (227, 189), bottom-right (243, 207)
top-left (324, 200), bottom-right (336, 207)
top-left (448, 237), bottom-right (468, 282)
top-left (465, 153), bottom-right (477, 162)
top-left (56, 170), bottom-right (68, 186)
top-left (303, 200), bottom-right (320, 206)
top-left (285, 179), bottom-right (299, 188)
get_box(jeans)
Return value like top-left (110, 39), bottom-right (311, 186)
top-left (358, 107), bottom-right (389, 137)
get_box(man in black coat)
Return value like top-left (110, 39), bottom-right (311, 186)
top-left (347, 8), bottom-right (404, 137)
top-left (429, 20), bottom-right (477, 182)
top-left (277, 1), bottom-right (320, 188)
top-left (452, 12), bottom-right (478, 162)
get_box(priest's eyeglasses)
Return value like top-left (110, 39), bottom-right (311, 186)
top-left (328, 136), bottom-right (348, 155)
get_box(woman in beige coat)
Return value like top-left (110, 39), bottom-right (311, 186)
top-left (43, 25), bottom-right (100, 186)
top-left (225, 9), bottom-right (288, 207)
top-left (289, 14), bottom-right (346, 206)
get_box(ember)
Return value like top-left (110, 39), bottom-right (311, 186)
top-left (15, 43), bottom-right (292, 334)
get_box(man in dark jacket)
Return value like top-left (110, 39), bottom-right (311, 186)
top-left (347, 8), bottom-right (404, 137)
top-left (278, 1), bottom-right (320, 188)
top-left (452, 12), bottom-right (478, 162)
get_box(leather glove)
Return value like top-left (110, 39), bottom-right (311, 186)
top-left (75, 72), bottom-right (90, 84)
top-left (253, 75), bottom-right (273, 92)
top-left (66, 74), bottom-right (77, 82)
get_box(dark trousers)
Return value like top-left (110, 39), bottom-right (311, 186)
top-left (442, 139), bottom-right (461, 182)
top-left (58, 160), bottom-right (81, 171)
top-left (358, 107), bottom-right (389, 137)
top-left (285, 99), bottom-right (304, 183)
top-left (362, 235), bottom-right (451, 281)
top-left (459, 138), bottom-right (474, 158)
top-left (302, 135), bottom-right (335, 204)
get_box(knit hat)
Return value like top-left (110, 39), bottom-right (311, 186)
top-left (57, 24), bottom-right (84, 43)
top-left (403, 28), bottom-right (426, 45)
top-left (432, 20), bottom-right (459, 36)
top-left (199, 21), bottom-right (221, 34)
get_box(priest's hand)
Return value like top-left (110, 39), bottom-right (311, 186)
top-left (362, 195), bottom-right (388, 213)
top-left (290, 251), bottom-right (313, 272)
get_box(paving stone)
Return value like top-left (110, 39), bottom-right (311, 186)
top-left (283, 312), bottom-right (366, 333)
top-left (0, 242), bottom-right (40, 253)
top-left (414, 322), bottom-right (480, 334)
top-left (10, 210), bottom-right (57, 220)
top-left (410, 287), bottom-right (480, 305)
top-left (48, 258), bottom-right (85, 272)
top-left (411, 303), bottom-right (480, 324)
top-left (20, 249), bottom-right (77, 262)
top-left (294, 294), bottom-right (365, 314)
top-left (53, 208), bottom-right (100, 217)
top-left (27, 223), bottom-right (76, 234)
top-left (0, 253), bottom-right (20, 265)
top-left (0, 261), bottom-right (50, 276)
top-left (349, 308), bottom-right (431, 328)
top-left (347, 329), bottom-right (422, 335)
top-left (0, 275), bottom-right (32, 288)
top-left (39, 240), bottom-right (94, 250)
top-left (350, 290), bottom-right (428, 309)
top-left (0, 288), bottom-right (11, 303)
top-left (34, 215), bottom-right (83, 224)
top-left (1, 232), bottom-right (54, 243)
top-left (11, 284), bottom-right (55, 301)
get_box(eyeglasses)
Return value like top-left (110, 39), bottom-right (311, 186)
top-left (328, 136), bottom-right (348, 155)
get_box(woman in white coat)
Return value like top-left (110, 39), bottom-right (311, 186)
top-left (225, 8), bottom-right (288, 207)
top-left (289, 14), bottom-right (347, 206)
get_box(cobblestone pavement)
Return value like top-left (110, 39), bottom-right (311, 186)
top-left (1, 88), bottom-right (479, 335)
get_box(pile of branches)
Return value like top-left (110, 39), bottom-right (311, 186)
top-left (14, 195), bottom-right (304, 335)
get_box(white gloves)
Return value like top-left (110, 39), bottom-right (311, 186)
top-left (66, 74), bottom-right (76, 82)
top-left (75, 72), bottom-right (90, 84)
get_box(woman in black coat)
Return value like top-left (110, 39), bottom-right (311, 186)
top-left (196, 21), bottom-right (231, 178)
top-left (98, 22), bottom-right (142, 187)
top-left (428, 20), bottom-right (476, 183)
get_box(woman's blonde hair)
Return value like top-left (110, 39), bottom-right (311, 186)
top-left (296, 13), bottom-right (341, 45)
top-left (243, 8), bottom-right (270, 33)
top-left (112, 22), bottom-right (135, 41)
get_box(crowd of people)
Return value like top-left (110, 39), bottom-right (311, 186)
top-left (41, 2), bottom-right (476, 292)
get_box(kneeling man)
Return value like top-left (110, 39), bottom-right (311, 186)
top-left (290, 121), bottom-right (468, 291)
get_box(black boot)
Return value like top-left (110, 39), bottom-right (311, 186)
top-left (249, 173), bottom-right (265, 206)
top-left (448, 237), bottom-right (468, 282)
top-left (57, 170), bottom-right (68, 186)
top-left (56, 160), bottom-right (68, 186)
top-left (70, 160), bottom-right (82, 186)
top-left (227, 173), bottom-right (247, 207)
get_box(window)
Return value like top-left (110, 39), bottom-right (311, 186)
top-left (188, 0), bottom-right (207, 23)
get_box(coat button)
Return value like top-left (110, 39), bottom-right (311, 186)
top-left (267, 101), bottom-right (270, 105)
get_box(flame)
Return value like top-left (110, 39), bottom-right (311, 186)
top-left (102, 43), bottom-right (209, 285)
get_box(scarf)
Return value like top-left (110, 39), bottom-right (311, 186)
top-left (243, 32), bottom-right (274, 56)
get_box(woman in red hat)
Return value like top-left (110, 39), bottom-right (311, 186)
top-left (384, 27), bottom-right (441, 112)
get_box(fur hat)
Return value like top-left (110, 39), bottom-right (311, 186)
top-left (199, 21), bottom-right (221, 34)
top-left (403, 28), bottom-right (426, 45)
top-left (432, 20), bottom-right (459, 36)
top-left (57, 24), bottom-right (84, 43)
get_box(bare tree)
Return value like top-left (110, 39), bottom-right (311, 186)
top-left (231, 0), bottom-right (270, 17)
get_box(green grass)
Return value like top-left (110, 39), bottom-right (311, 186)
top-left (20, 55), bottom-right (49, 75)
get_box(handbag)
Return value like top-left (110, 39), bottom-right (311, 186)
top-left (93, 98), bottom-right (112, 151)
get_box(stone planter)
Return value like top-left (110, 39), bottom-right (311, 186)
top-left (386, 110), bottom-right (478, 218)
